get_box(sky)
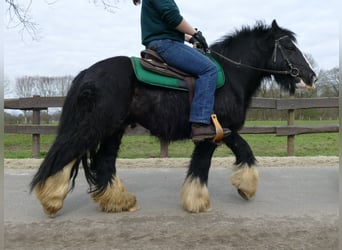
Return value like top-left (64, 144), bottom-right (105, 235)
top-left (4, 0), bottom-right (340, 90)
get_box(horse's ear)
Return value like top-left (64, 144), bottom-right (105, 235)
top-left (271, 20), bottom-right (279, 30)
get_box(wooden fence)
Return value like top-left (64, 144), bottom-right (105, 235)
top-left (4, 95), bottom-right (339, 158)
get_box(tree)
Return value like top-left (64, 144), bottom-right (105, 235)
top-left (15, 76), bottom-right (35, 97)
top-left (315, 67), bottom-right (339, 97)
top-left (5, 0), bottom-right (119, 40)
top-left (4, 75), bottom-right (13, 97)
top-left (5, 0), bottom-right (39, 40)
top-left (15, 75), bottom-right (73, 97)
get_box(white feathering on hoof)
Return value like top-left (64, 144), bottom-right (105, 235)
top-left (180, 177), bottom-right (211, 213)
top-left (35, 160), bottom-right (75, 217)
top-left (230, 166), bottom-right (259, 200)
top-left (92, 176), bottom-right (137, 212)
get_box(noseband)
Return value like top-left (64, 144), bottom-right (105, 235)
top-left (210, 36), bottom-right (300, 77)
top-left (272, 36), bottom-right (300, 77)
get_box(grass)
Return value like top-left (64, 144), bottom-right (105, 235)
top-left (4, 134), bottom-right (56, 158)
top-left (4, 120), bottom-right (339, 158)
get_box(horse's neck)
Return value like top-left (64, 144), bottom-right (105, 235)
top-left (223, 40), bottom-right (271, 98)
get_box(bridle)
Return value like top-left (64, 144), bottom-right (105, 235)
top-left (210, 35), bottom-right (300, 78)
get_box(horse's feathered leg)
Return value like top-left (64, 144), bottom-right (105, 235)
top-left (180, 141), bottom-right (217, 213)
top-left (33, 159), bottom-right (77, 217)
top-left (223, 132), bottom-right (259, 200)
top-left (30, 122), bottom-right (102, 217)
top-left (30, 56), bottom-right (137, 216)
top-left (86, 131), bottom-right (137, 212)
top-left (30, 68), bottom-right (116, 216)
top-left (30, 125), bottom-right (99, 217)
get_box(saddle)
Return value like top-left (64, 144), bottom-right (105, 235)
top-left (140, 49), bottom-right (196, 102)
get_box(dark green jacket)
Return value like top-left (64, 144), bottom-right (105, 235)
top-left (141, 0), bottom-right (184, 46)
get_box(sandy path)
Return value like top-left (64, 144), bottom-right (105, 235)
top-left (4, 156), bottom-right (339, 169)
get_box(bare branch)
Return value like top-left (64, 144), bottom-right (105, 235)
top-left (90, 0), bottom-right (120, 13)
top-left (5, 0), bottom-right (40, 40)
top-left (5, 0), bottom-right (121, 40)
top-left (44, 0), bottom-right (59, 4)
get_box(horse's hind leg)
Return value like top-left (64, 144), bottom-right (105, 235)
top-left (224, 132), bottom-right (259, 200)
top-left (88, 131), bottom-right (137, 212)
top-left (34, 159), bottom-right (77, 217)
top-left (180, 141), bottom-right (217, 213)
top-left (32, 132), bottom-right (89, 217)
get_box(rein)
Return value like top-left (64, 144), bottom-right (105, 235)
top-left (209, 36), bottom-right (300, 78)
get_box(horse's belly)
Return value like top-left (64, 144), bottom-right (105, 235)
top-left (130, 85), bottom-right (191, 140)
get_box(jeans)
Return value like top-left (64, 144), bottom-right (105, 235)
top-left (146, 39), bottom-right (217, 124)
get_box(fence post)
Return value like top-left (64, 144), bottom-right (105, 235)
top-left (32, 95), bottom-right (41, 158)
top-left (287, 95), bottom-right (295, 156)
top-left (159, 139), bottom-right (169, 158)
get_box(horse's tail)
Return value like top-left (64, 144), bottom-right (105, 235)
top-left (30, 69), bottom-right (102, 192)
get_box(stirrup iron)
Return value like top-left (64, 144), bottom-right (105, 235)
top-left (211, 114), bottom-right (224, 143)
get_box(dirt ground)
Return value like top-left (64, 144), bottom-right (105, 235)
top-left (3, 156), bottom-right (339, 169)
top-left (4, 214), bottom-right (338, 250)
top-left (4, 157), bottom-right (339, 250)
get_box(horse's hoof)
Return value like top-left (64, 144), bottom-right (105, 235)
top-left (36, 188), bottom-right (66, 217)
top-left (34, 161), bottom-right (75, 217)
top-left (180, 177), bottom-right (211, 213)
top-left (128, 206), bottom-right (140, 212)
top-left (230, 166), bottom-right (259, 200)
top-left (238, 189), bottom-right (250, 200)
top-left (94, 191), bottom-right (137, 213)
top-left (92, 176), bottom-right (138, 213)
top-left (43, 205), bottom-right (60, 218)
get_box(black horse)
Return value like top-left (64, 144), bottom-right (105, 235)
top-left (31, 20), bottom-right (316, 216)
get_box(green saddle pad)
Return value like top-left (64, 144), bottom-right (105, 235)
top-left (131, 54), bottom-right (225, 91)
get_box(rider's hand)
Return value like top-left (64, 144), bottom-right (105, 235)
top-left (190, 30), bottom-right (209, 52)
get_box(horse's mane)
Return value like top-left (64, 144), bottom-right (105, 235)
top-left (210, 21), bottom-right (297, 53)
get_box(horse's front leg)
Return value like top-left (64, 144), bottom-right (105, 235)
top-left (180, 141), bottom-right (217, 213)
top-left (223, 132), bottom-right (259, 200)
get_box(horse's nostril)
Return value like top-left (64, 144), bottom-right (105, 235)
top-left (311, 75), bottom-right (317, 83)
top-left (310, 75), bottom-right (317, 89)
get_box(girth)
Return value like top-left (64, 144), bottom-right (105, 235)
top-left (140, 49), bottom-right (196, 103)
